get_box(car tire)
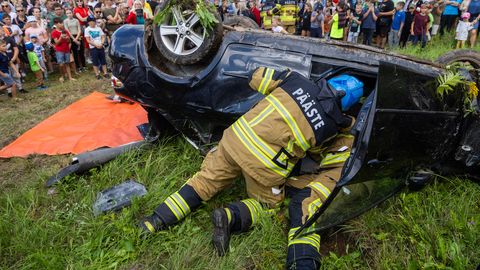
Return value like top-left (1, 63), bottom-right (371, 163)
top-left (152, 2), bottom-right (223, 65)
top-left (436, 49), bottom-right (480, 69)
top-left (223, 15), bottom-right (259, 29)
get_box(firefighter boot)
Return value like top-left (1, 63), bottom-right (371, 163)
top-left (139, 213), bottom-right (165, 233)
top-left (212, 208), bottom-right (232, 256)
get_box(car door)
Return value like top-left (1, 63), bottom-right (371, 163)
top-left (304, 62), bottom-right (462, 233)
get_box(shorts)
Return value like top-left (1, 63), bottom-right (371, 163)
top-left (90, 47), bottom-right (106, 67)
top-left (55, 51), bottom-right (70, 64)
top-left (377, 25), bottom-right (390, 37)
top-left (470, 14), bottom-right (479, 30)
top-left (0, 73), bottom-right (15, 87)
top-left (431, 24), bottom-right (440, 35)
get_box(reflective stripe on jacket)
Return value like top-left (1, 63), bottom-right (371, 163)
top-left (222, 67), bottom-right (353, 186)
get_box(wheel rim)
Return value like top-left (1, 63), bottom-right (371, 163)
top-left (159, 6), bottom-right (205, 56)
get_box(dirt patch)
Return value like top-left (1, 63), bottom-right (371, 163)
top-left (320, 227), bottom-right (357, 256)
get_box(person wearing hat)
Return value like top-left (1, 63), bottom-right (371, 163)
top-left (25, 41), bottom-right (47, 90)
top-left (25, 16), bottom-right (48, 45)
top-left (456, 12), bottom-right (479, 48)
top-left (30, 34), bottom-right (48, 81)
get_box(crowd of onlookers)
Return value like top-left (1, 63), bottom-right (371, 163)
top-left (220, 0), bottom-right (480, 49)
top-left (0, 0), bottom-right (157, 100)
top-left (2, 0), bottom-right (478, 100)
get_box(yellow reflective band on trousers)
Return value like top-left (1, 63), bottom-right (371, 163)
top-left (242, 198), bottom-right (264, 225)
top-left (266, 95), bottom-right (310, 151)
top-left (164, 192), bottom-right (190, 221)
top-left (308, 199), bottom-right (323, 216)
top-left (224, 208), bottom-right (232, 224)
top-left (249, 104), bottom-right (275, 127)
top-left (308, 182), bottom-right (331, 200)
top-left (320, 151), bottom-right (351, 167)
top-left (258, 68), bottom-right (275, 95)
top-left (288, 226), bottom-right (320, 251)
top-left (232, 118), bottom-right (291, 177)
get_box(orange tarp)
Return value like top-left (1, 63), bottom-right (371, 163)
top-left (0, 92), bottom-right (147, 158)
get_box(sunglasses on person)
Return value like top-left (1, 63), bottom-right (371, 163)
top-left (2, 5), bottom-right (9, 7)
top-left (16, 9), bottom-right (24, 11)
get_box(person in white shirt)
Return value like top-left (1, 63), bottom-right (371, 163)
top-left (84, 16), bottom-right (108, 79)
top-left (2, 15), bottom-right (23, 44)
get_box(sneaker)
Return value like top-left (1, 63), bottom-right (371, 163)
top-left (103, 73), bottom-right (110, 79)
top-left (96, 75), bottom-right (102, 80)
top-left (139, 214), bottom-right (165, 234)
top-left (212, 208), bottom-right (232, 256)
top-left (19, 89), bottom-right (29, 93)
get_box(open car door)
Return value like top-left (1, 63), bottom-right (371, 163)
top-left (294, 62), bottom-right (462, 237)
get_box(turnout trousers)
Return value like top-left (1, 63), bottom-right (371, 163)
top-left (152, 140), bottom-right (286, 228)
top-left (153, 135), bottom-right (353, 270)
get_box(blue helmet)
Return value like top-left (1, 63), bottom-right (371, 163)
top-left (327, 75), bottom-right (364, 111)
top-left (25, 42), bottom-right (34, 51)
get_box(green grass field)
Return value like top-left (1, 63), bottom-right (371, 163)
top-left (0, 36), bottom-right (479, 269)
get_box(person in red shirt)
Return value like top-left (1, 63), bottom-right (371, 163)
top-left (410, 4), bottom-right (430, 48)
top-left (51, 18), bottom-right (76, 82)
top-left (74, 0), bottom-right (90, 26)
top-left (248, 0), bottom-right (261, 26)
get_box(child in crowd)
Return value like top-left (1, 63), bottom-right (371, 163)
top-left (0, 39), bottom-right (19, 99)
top-left (389, 1), bottom-right (405, 48)
top-left (456, 12), bottom-right (478, 48)
top-left (361, 0), bottom-right (379, 45)
top-left (323, 0), bottom-right (334, 39)
top-left (271, 16), bottom-right (288, 34)
top-left (84, 16), bottom-right (109, 79)
top-left (348, 4), bottom-right (363, 43)
top-left (51, 17), bottom-right (75, 82)
top-left (310, 4), bottom-right (324, 38)
top-left (400, 4), bottom-right (415, 47)
top-left (25, 41), bottom-right (47, 90)
top-left (30, 34), bottom-right (48, 81)
top-left (329, 1), bottom-right (347, 40)
top-left (426, 5), bottom-right (434, 40)
top-left (410, 4), bottom-right (430, 48)
top-left (431, 0), bottom-right (444, 36)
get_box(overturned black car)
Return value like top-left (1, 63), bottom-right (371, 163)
top-left (108, 22), bottom-right (480, 233)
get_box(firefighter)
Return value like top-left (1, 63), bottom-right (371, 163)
top-left (139, 67), bottom-right (362, 268)
top-left (261, 0), bottom-right (281, 29)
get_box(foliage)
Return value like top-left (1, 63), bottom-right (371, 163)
top-left (153, 0), bottom-right (219, 31)
top-left (436, 62), bottom-right (479, 116)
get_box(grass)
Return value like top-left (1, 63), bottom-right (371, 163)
top-left (0, 37), bottom-right (479, 269)
top-left (393, 31), bottom-right (480, 61)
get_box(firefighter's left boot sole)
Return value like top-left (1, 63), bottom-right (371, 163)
top-left (212, 208), bottom-right (231, 256)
